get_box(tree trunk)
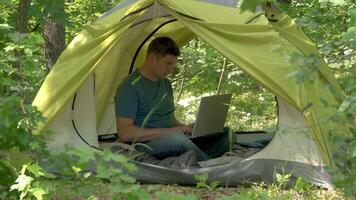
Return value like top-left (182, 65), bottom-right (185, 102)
top-left (216, 58), bottom-right (228, 95)
top-left (14, 0), bottom-right (32, 80)
top-left (44, 1), bottom-right (66, 71)
top-left (176, 63), bottom-right (187, 102)
top-left (16, 0), bottom-right (31, 33)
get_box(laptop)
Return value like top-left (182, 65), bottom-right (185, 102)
top-left (190, 94), bottom-right (232, 138)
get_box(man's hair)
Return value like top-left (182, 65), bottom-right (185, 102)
top-left (147, 37), bottom-right (180, 57)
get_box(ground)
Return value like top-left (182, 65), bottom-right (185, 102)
top-left (49, 181), bottom-right (348, 200)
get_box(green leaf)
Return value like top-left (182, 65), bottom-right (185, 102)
top-left (10, 165), bottom-right (34, 200)
top-left (126, 187), bottom-right (151, 200)
top-left (30, 187), bottom-right (47, 200)
top-left (339, 100), bottom-right (351, 112)
top-left (348, 140), bottom-right (356, 158)
top-left (96, 162), bottom-right (112, 179)
top-left (66, 148), bottom-right (95, 163)
top-left (209, 181), bottom-right (220, 189)
top-left (27, 163), bottom-right (56, 178)
top-left (194, 173), bottom-right (208, 183)
top-left (101, 149), bottom-right (137, 172)
top-left (0, 23), bottom-right (13, 30)
top-left (319, 0), bottom-right (347, 5)
top-left (4, 45), bottom-right (16, 52)
top-left (0, 160), bottom-right (16, 186)
top-left (72, 166), bottom-right (82, 173)
top-left (294, 177), bottom-right (311, 192)
top-left (116, 173), bottom-right (136, 183)
top-left (240, 0), bottom-right (260, 13)
top-left (350, 8), bottom-right (356, 27)
top-left (341, 26), bottom-right (356, 41)
top-left (27, 163), bottom-right (44, 177)
top-left (83, 172), bottom-right (92, 178)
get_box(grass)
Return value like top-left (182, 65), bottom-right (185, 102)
top-left (47, 180), bottom-right (348, 200)
top-left (144, 184), bottom-right (347, 200)
top-left (144, 184), bottom-right (241, 200)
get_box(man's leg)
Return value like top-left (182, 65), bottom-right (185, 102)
top-left (191, 127), bottom-right (236, 158)
top-left (135, 133), bottom-right (210, 161)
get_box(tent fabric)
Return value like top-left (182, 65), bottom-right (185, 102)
top-left (158, 0), bottom-right (341, 164)
top-left (128, 158), bottom-right (332, 187)
top-left (33, 0), bottom-right (344, 186)
top-left (45, 74), bottom-right (99, 151)
top-left (250, 97), bottom-right (324, 166)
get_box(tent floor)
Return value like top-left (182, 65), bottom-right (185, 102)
top-left (98, 131), bottom-right (274, 144)
top-left (97, 131), bottom-right (274, 170)
top-left (235, 131), bottom-right (274, 143)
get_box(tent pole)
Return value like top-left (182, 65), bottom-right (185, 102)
top-left (217, 58), bottom-right (228, 95)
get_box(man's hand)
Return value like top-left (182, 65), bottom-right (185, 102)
top-left (171, 123), bottom-right (194, 135)
top-left (118, 117), bottom-right (193, 142)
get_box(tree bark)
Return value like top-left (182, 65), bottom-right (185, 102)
top-left (44, 1), bottom-right (66, 71)
top-left (14, 0), bottom-right (32, 80)
top-left (176, 63), bottom-right (187, 102)
top-left (216, 58), bottom-right (227, 95)
top-left (16, 0), bottom-right (31, 33)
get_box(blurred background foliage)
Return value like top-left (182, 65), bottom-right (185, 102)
top-left (171, 39), bottom-right (278, 131)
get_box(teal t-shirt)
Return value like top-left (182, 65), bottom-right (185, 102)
top-left (115, 70), bottom-right (175, 128)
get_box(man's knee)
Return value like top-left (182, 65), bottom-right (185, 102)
top-left (150, 133), bottom-right (197, 159)
top-left (168, 132), bottom-right (191, 142)
top-left (169, 133), bottom-right (197, 149)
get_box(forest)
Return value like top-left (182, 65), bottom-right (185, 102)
top-left (0, 0), bottom-right (355, 199)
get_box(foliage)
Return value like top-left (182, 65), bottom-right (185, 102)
top-left (45, 147), bottom-right (151, 200)
top-left (194, 173), bottom-right (220, 190)
top-left (293, 177), bottom-right (314, 193)
top-left (274, 173), bottom-right (292, 189)
top-left (240, 0), bottom-right (277, 13)
top-left (65, 0), bottom-right (123, 41)
top-left (286, 53), bottom-right (323, 84)
top-left (6, 146), bottom-right (152, 200)
top-left (9, 163), bottom-right (55, 200)
top-left (281, 0), bottom-right (356, 197)
top-left (0, 1), bottom-right (142, 199)
top-left (0, 9), bottom-right (48, 199)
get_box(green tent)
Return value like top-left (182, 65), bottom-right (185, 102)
top-left (33, 0), bottom-right (343, 187)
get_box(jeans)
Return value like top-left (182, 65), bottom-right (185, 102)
top-left (135, 127), bottom-right (236, 161)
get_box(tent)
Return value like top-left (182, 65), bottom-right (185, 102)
top-left (33, 0), bottom-right (343, 187)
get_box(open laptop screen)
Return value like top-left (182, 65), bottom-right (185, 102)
top-left (190, 94), bottom-right (232, 138)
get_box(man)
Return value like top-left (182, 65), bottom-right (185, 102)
top-left (115, 37), bottom-right (233, 161)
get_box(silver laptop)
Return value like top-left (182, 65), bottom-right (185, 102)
top-left (190, 94), bottom-right (232, 138)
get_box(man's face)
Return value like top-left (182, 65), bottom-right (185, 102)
top-left (153, 54), bottom-right (178, 79)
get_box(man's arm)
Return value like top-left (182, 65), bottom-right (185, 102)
top-left (116, 117), bottom-right (191, 143)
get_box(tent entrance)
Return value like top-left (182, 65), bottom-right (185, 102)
top-left (171, 38), bottom-right (278, 134)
